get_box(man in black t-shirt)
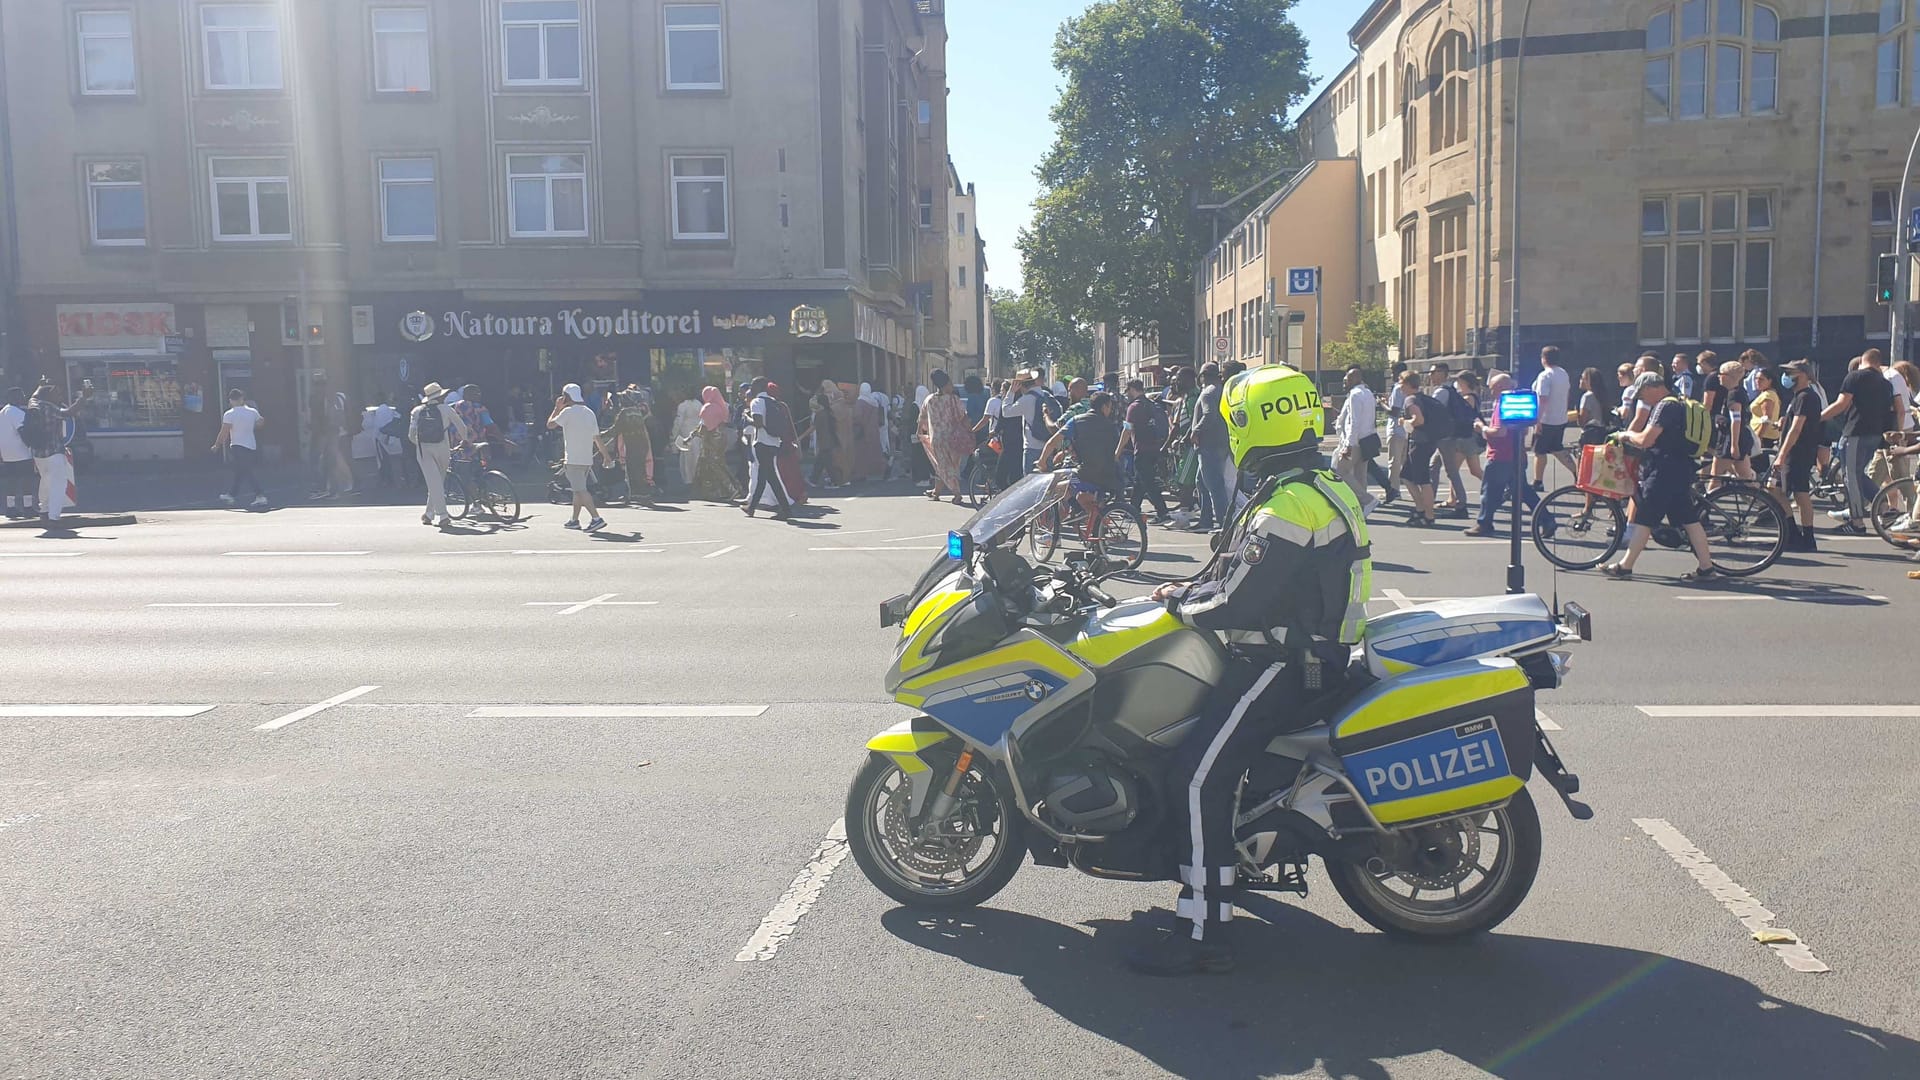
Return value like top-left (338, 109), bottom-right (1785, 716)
top-left (1117, 380), bottom-right (1173, 522)
top-left (1771, 359), bottom-right (1825, 551)
top-left (1038, 391), bottom-right (1123, 526)
top-left (1820, 350), bottom-right (1896, 527)
top-left (1709, 360), bottom-right (1755, 485)
top-left (1602, 374), bottom-right (1716, 581)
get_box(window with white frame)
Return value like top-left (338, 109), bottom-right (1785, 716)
top-left (670, 155), bottom-right (729, 240)
top-left (1873, 1), bottom-right (1920, 107)
top-left (1645, 1), bottom-right (1778, 121)
top-left (77, 10), bottom-right (136, 96)
top-left (372, 7), bottom-right (431, 93)
top-left (507, 153), bottom-right (586, 237)
top-left (1639, 189), bottom-right (1773, 344)
top-left (210, 157), bottom-right (290, 240)
top-left (502, 1), bottom-right (581, 86)
top-left (86, 161), bottom-right (145, 246)
top-left (664, 4), bottom-right (722, 91)
top-left (201, 4), bottom-right (282, 91)
top-left (378, 157), bottom-right (436, 241)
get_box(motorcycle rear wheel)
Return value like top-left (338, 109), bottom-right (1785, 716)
top-left (845, 752), bottom-right (1025, 910)
top-left (1325, 787), bottom-right (1541, 941)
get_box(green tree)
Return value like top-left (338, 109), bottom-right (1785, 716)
top-left (1019, 0), bottom-right (1311, 349)
top-left (990, 287), bottom-right (1096, 380)
top-left (1323, 304), bottom-right (1400, 378)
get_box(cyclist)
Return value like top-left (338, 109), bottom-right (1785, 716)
top-left (1036, 390), bottom-right (1123, 535)
top-left (1601, 373), bottom-right (1717, 581)
top-left (450, 384), bottom-right (500, 483)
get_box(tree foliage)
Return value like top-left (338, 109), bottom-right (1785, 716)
top-left (1019, 0), bottom-right (1311, 348)
top-left (989, 287), bottom-right (1096, 379)
top-left (1324, 304), bottom-right (1401, 378)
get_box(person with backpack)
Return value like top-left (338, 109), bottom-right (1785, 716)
top-left (1116, 378), bottom-right (1173, 522)
top-left (1432, 371), bottom-right (1484, 519)
top-left (1333, 367), bottom-right (1381, 515)
top-left (24, 381), bottom-right (89, 522)
top-left (409, 382), bottom-right (469, 528)
top-left (1399, 368), bottom-right (1448, 526)
top-left (1602, 373), bottom-right (1717, 581)
top-left (1, 386), bottom-right (36, 518)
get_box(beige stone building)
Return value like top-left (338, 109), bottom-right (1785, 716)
top-left (0, 0), bottom-right (959, 460)
top-left (1277, 0), bottom-right (1920, 391)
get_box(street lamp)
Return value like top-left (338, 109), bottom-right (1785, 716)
top-left (1507, 0), bottom-right (1537, 378)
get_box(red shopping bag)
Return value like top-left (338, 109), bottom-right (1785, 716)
top-left (1576, 442), bottom-right (1637, 499)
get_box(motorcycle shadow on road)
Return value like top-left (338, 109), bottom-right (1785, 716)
top-left (881, 904), bottom-right (1920, 1080)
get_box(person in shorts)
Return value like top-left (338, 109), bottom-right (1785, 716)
top-left (1037, 391), bottom-right (1123, 528)
top-left (1530, 345), bottom-right (1577, 489)
top-left (1602, 374), bottom-right (1716, 581)
top-left (1398, 369), bottom-right (1443, 526)
top-left (1771, 359), bottom-right (1824, 552)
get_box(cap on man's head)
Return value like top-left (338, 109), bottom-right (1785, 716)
top-left (1631, 372), bottom-right (1668, 396)
top-left (1785, 358), bottom-right (1814, 376)
top-left (562, 382), bottom-right (585, 403)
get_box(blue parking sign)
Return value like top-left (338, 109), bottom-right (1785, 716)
top-left (1287, 267), bottom-right (1319, 296)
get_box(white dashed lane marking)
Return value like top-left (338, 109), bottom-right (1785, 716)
top-left (0, 704), bottom-right (214, 717)
top-left (736, 819), bottom-right (850, 962)
top-left (149, 602), bottom-right (340, 608)
top-left (1638, 705), bottom-right (1920, 718)
top-left (255, 685), bottom-right (381, 732)
top-left (1634, 818), bottom-right (1829, 974)
top-left (0, 551), bottom-right (85, 558)
top-left (224, 550), bottom-right (370, 557)
top-left (524, 593), bottom-right (659, 616)
top-left (702, 545), bottom-right (740, 559)
top-left (467, 705), bottom-right (768, 718)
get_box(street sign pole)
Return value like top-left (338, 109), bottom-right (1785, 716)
top-left (1499, 390), bottom-right (1540, 594)
top-left (1313, 264), bottom-right (1324, 385)
top-left (1894, 122), bottom-right (1920, 365)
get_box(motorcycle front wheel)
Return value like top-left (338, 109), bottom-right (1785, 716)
top-left (1325, 787), bottom-right (1542, 941)
top-left (845, 751), bottom-right (1025, 910)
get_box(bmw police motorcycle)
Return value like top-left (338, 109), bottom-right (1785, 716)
top-left (848, 471), bottom-right (1593, 938)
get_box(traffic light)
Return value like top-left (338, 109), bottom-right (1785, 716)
top-left (281, 297), bottom-right (300, 343)
top-left (305, 323), bottom-right (323, 346)
top-left (1878, 253), bottom-right (1899, 305)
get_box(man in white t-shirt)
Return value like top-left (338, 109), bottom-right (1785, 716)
top-left (548, 382), bottom-right (611, 532)
top-left (212, 388), bottom-right (269, 509)
top-left (1886, 361), bottom-right (1917, 522)
top-left (1529, 345), bottom-right (1577, 489)
top-left (0, 385), bottom-right (35, 518)
top-left (1334, 367), bottom-right (1381, 514)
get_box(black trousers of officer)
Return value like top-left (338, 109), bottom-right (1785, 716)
top-left (1167, 655), bottom-right (1309, 942)
top-left (749, 443), bottom-right (792, 513)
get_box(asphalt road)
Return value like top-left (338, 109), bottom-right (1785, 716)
top-left (4, 475), bottom-right (1918, 1079)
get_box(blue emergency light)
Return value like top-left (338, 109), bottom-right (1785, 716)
top-left (947, 531), bottom-right (972, 562)
top-left (1498, 390), bottom-right (1539, 425)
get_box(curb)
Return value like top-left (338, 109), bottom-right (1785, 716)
top-left (0, 514), bottom-right (137, 530)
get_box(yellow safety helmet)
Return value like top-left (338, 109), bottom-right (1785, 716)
top-left (1223, 364), bottom-right (1324, 468)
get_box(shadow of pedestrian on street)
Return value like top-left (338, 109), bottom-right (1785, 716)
top-left (882, 905), bottom-right (1920, 1080)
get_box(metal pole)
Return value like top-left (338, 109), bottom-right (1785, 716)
top-left (1313, 266), bottom-right (1323, 385)
top-left (1507, 422), bottom-right (1525, 594)
top-left (1894, 122), bottom-right (1920, 366)
top-left (1507, 0), bottom-right (1537, 378)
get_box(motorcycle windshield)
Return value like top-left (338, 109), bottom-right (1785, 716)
top-left (903, 470), bottom-right (1070, 607)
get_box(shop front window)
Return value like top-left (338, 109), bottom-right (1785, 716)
top-left (66, 357), bottom-right (182, 432)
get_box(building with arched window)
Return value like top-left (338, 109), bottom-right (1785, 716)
top-left (1277, 0), bottom-right (1920, 389)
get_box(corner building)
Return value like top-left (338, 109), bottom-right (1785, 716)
top-left (1294, 0), bottom-right (1918, 387)
top-left (0, 0), bottom-right (953, 461)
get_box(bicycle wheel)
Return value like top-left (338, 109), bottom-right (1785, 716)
top-left (1532, 485), bottom-right (1623, 571)
top-left (1027, 504), bottom-right (1062, 563)
top-left (961, 458), bottom-right (993, 508)
top-left (1699, 486), bottom-right (1785, 576)
top-left (1811, 459), bottom-right (1846, 513)
top-left (481, 471), bottom-right (522, 523)
top-left (1868, 477), bottom-right (1919, 548)
top-left (1092, 506), bottom-right (1148, 572)
top-left (443, 470), bottom-right (473, 519)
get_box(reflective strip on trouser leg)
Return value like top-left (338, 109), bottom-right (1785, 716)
top-left (1185, 662), bottom-right (1284, 942)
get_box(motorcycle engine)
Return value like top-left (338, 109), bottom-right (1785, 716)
top-left (1037, 754), bottom-right (1140, 835)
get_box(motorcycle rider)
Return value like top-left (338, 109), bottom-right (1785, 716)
top-left (1132, 364), bottom-right (1373, 976)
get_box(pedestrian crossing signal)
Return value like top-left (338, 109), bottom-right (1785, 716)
top-left (1878, 253), bottom-right (1898, 305)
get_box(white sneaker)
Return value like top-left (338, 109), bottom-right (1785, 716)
top-left (1830, 508), bottom-right (1853, 523)
top-left (1890, 515), bottom-right (1918, 534)
top-left (219, 494), bottom-right (235, 506)
top-left (250, 496), bottom-right (269, 509)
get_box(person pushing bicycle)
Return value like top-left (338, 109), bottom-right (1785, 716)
top-left (1036, 390), bottom-right (1123, 535)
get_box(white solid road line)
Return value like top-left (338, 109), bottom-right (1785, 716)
top-left (255, 685), bottom-right (381, 732)
top-left (468, 705), bottom-right (769, 718)
top-left (810, 546), bottom-right (941, 552)
top-left (1535, 709), bottom-right (1563, 732)
top-left (1633, 818), bottom-right (1829, 974)
top-left (1638, 704), bottom-right (1920, 718)
top-left (524, 593), bottom-right (659, 616)
top-left (0, 551), bottom-right (85, 558)
top-left (702, 545), bottom-right (741, 559)
top-left (224, 550), bottom-right (370, 557)
top-left (1381, 589), bottom-right (1417, 610)
top-left (1418, 539), bottom-right (1508, 546)
top-left (736, 818), bottom-right (850, 962)
top-left (149, 602), bottom-right (341, 608)
top-left (1673, 595), bottom-right (1776, 602)
top-left (882, 532), bottom-right (953, 542)
top-left (0, 704), bottom-right (214, 717)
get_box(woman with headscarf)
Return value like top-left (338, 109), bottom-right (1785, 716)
top-left (810, 387), bottom-right (842, 489)
top-left (671, 391), bottom-right (702, 488)
top-left (853, 382), bottom-right (885, 481)
top-left (823, 379), bottom-right (855, 482)
top-left (918, 370), bottom-right (972, 503)
top-left (688, 385), bottom-right (740, 502)
top-left (767, 381), bottom-right (808, 507)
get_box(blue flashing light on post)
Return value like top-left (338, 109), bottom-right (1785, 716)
top-left (1499, 390), bottom-right (1540, 425)
top-left (1496, 391), bottom-right (1539, 594)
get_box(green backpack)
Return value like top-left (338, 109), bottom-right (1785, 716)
top-left (1678, 398), bottom-right (1713, 458)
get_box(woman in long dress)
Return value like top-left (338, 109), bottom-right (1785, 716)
top-left (690, 385), bottom-right (740, 502)
top-left (918, 370), bottom-right (972, 502)
top-left (672, 394), bottom-right (702, 488)
top-left (823, 380), bottom-right (855, 482)
top-left (853, 382), bottom-right (885, 481)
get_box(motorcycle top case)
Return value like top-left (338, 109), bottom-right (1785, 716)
top-left (1330, 658), bottom-right (1535, 826)
top-left (1363, 594), bottom-right (1559, 678)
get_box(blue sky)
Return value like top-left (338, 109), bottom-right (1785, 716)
top-left (947, 0), bottom-right (1354, 293)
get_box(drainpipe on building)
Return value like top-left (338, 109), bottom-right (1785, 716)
top-left (1506, 0), bottom-right (1537, 379)
top-left (1811, 0), bottom-right (1832, 351)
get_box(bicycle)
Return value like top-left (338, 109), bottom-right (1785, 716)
top-left (1868, 476), bottom-right (1919, 550)
top-left (445, 441), bottom-right (522, 523)
top-left (959, 441), bottom-right (1002, 508)
top-left (1025, 474), bottom-right (1148, 573)
top-left (1532, 466), bottom-right (1785, 577)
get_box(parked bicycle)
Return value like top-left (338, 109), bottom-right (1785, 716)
top-left (446, 441), bottom-right (522, 523)
top-left (1532, 467), bottom-right (1785, 576)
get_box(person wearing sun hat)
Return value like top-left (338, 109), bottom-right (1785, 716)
top-left (410, 382), bottom-right (468, 527)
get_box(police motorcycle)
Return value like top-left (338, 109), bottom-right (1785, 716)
top-left (849, 470), bottom-right (1593, 939)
